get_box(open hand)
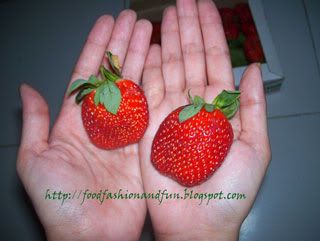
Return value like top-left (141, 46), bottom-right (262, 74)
top-left (139, 0), bottom-right (271, 240)
top-left (17, 10), bottom-right (152, 241)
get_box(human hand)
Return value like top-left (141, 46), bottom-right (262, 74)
top-left (17, 10), bottom-right (152, 241)
top-left (139, 0), bottom-right (271, 240)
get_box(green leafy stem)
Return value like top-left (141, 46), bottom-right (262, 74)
top-left (67, 52), bottom-right (123, 115)
top-left (179, 90), bottom-right (241, 123)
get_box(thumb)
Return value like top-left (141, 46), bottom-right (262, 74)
top-left (18, 83), bottom-right (50, 159)
top-left (239, 63), bottom-right (271, 163)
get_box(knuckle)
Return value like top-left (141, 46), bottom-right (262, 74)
top-left (182, 42), bottom-right (204, 55)
top-left (205, 45), bottom-right (230, 59)
top-left (163, 52), bottom-right (182, 65)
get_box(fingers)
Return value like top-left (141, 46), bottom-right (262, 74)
top-left (62, 15), bottom-right (114, 108)
top-left (142, 44), bottom-right (164, 109)
top-left (198, 0), bottom-right (234, 90)
top-left (70, 15), bottom-right (114, 84)
top-left (69, 10), bottom-right (151, 87)
top-left (161, 6), bottom-right (185, 92)
top-left (122, 19), bottom-right (152, 84)
top-left (18, 84), bottom-right (49, 158)
top-left (177, 0), bottom-right (206, 90)
top-left (105, 10), bottom-right (136, 66)
top-left (239, 64), bottom-right (271, 162)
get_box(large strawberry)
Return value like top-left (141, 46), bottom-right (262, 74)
top-left (68, 52), bottom-right (149, 149)
top-left (151, 90), bottom-right (240, 187)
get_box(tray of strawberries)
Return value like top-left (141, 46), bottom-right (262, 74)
top-left (220, 3), bottom-right (265, 67)
top-left (150, 3), bottom-right (265, 68)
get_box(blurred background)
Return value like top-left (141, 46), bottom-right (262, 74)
top-left (0, 0), bottom-right (320, 240)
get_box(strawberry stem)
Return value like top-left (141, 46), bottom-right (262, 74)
top-left (213, 90), bottom-right (240, 119)
top-left (100, 67), bottom-right (106, 81)
top-left (107, 51), bottom-right (122, 77)
top-left (179, 91), bottom-right (205, 123)
top-left (67, 53), bottom-right (123, 116)
top-left (179, 90), bottom-right (240, 122)
top-left (100, 66), bottom-right (119, 82)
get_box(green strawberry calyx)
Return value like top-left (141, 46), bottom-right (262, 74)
top-left (178, 90), bottom-right (240, 123)
top-left (67, 51), bottom-right (122, 115)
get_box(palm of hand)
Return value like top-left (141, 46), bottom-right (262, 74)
top-left (140, 89), bottom-right (267, 238)
top-left (19, 110), bottom-right (144, 240)
top-left (17, 11), bottom-right (152, 241)
top-left (139, 1), bottom-right (270, 239)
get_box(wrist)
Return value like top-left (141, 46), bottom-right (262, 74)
top-left (155, 226), bottom-right (240, 241)
top-left (44, 221), bottom-right (96, 241)
top-left (46, 230), bottom-right (88, 241)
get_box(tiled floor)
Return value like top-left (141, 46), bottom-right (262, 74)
top-left (263, 0), bottom-right (320, 118)
top-left (304, 0), bottom-right (320, 71)
top-left (1, 0), bottom-right (320, 240)
top-left (240, 114), bottom-right (320, 241)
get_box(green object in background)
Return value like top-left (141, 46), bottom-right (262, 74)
top-left (230, 48), bottom-right (248, 67)
top-left (228, 33), bottom-right (247, 67)
top-left (238, 33), bottom-right (246, 45)
top-left (228, 39), bottom-right (241, 49)
top-left (228, 33), bottom-right (246, 49)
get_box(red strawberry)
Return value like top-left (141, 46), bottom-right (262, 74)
top-left (151, 90), bottom-right (240, 187)
top-left (219, 8), bottom-right (235, 24)
top-left (151, 22), bottom-right (161, 45)
top-left (224, 22), bottom-right (240, 40)
top-left (244, 35), bottom-right (265, 62)
top-left (68, 52), bottom-right (148, 149)
top-left (241, 22), bottom-right (258, 37)
top-left (235, 3), bottom-right (253, 23)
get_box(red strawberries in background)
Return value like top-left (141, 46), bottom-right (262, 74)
top-left (234, 3), bottom-right (254, 23)
top-left (224, 22), bottom-right (240, 40)
top-left (151, 22), bottom-right (161, 45)
top-left (220, 3), bottom-right (265, 65)
top-left (151, 3), bottom-right (264, 64)
top-left (219, 7), bottom-right (236, 23)
top-left (220, 7), bottom-right (240, 41)
top-left (241, 22), bottom-right (258, 37)
top-left (68, 52), bottom-right (149, 149)
top-left (151, 90), bottom-right (240, 187)
top-left (244, 35), bottom-right (265, 62)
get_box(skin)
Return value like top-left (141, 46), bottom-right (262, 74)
top-left (17, 0), bottom-right (271, 241)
